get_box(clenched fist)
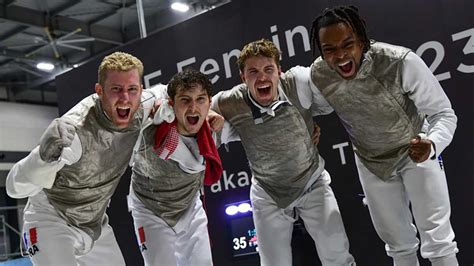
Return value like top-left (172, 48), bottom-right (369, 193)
top-left (207, 110), bottom-right (224, 132)
top-left (39, 118), bottom-right (76, 162)
top-left (408, 136), bottom-right (433, 163)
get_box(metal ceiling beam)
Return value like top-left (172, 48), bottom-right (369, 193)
top-left (0, 47), bottom-right (62, 64)
top-left (50, 0), bottom-right (82, 14)
top-left (87, 0), bottom-right (136, 25)
top-left (0, 5), bottom-right (123, 45)
top-left (14, 64), bottom-right (43, 78)
top-left (125, 2), bottom-right (205, 41)
top-left (0, 25), bottom-right (28, 41)
top-left (3, 0), bottom-right (16, 7)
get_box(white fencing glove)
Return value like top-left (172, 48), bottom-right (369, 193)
top-left (39, 118), bottom-right (76, 162)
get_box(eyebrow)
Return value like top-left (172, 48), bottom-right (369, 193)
top-left (177, 92), bottom-right (207, 98)
top-left (247, 64), bottom-right (275, 71)
top-left (321, 35), bottom-right (354, 48)
top-left (108, 83), bottom-right (139, 87)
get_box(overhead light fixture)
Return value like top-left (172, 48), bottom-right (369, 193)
top-left (36, 62), bottom-right (55, 71)
top-left (171, 2), bottom-right (189, 12)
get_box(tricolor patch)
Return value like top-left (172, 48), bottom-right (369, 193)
top-left (29, 228), bottom-right (38, 245)
top-left (23, 227), bottom-right (39, 256)
top-left (138, 226), bottom-right (147, 252)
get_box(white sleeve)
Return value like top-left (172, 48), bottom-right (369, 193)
top-left (129, 84), bottom-right (169, 166)
top-left (144, 83), bottom-right (168, 101)
top-left (211, 91), bottom-right (241, 145)
top-left (401, 52), bottom-right (457, 156)
top-left (220, 121), bottom-right (241, 145)
top-left (6, 134), bottom-right (82, 198)
top-left (210, 91), bottom-right (224, 114)
top-left (141, 83), bottom-right (168, 120)
top-left (289, 66), bottom-right (333, 115)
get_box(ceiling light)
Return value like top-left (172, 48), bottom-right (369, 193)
top-left (36, 62), bottom-right (55, 71)
top-left (171, 2), bottom-right (189, 12)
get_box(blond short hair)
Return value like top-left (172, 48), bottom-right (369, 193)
top-left (98, 52), bottom-right (144, 86)
top-left (237, 39), bottom-right (281, 71)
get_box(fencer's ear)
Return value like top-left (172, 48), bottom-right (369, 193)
top-left (239, 71), bottom-right (246, 83)
top-left (95, 83), bottom-right (103, 97)
top-left (168, 98), bottom-right (174, 107)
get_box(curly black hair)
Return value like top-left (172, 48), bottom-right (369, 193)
top-left (310, 5), bottom-right (371, 58)
top-left (167, 69), bottom-right (213, 100)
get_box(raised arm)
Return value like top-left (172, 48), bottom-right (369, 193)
top-left (289, 65), bottom-right (334, 116)
top-left (210, 91), bottom-right (241, 146)
top-left (6, 118), bottom-right (81, 198)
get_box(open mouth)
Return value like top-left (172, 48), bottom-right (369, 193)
top-left (116, 107), bottom-right (130, 119)
top-left (337, 61), bottom-right (355, 77)
top-left (257, 86), bottom-right (271, 96)
top-left (186, 115), bottom-right (199, 125)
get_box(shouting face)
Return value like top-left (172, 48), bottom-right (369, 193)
top-left (170, 84), bottom-right (211, 136)
top-left (240, 55), bottom-right (281, 107)
top-left (318, 22), bottom-right (364, 79)
top-left (95, 69), bottom-right (143, 128)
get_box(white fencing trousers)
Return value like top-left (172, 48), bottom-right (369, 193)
top-left (355, 154), bottom-right (458, 266)
top-left (22, 191), bottom-right (125, 266)
top-left (129, 191), bottom-right (213, 266)
top-left (250, 170), bottom-right (355, 266)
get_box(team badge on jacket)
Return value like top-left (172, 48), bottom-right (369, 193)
top-left (23, 228), bottom-right (40, 256)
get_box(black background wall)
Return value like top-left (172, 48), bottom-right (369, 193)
top-left (56, 0), bottom-right (473, 265)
